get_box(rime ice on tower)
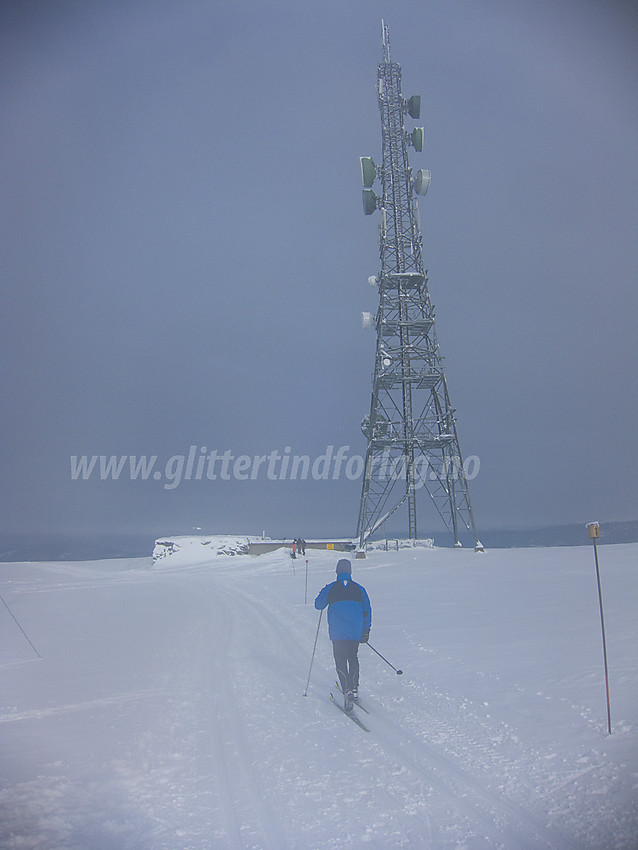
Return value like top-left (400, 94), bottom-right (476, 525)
top-left (357, 23), bottom-right (481, 550)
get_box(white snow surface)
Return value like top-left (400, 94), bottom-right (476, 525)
top-left (1, 541), bottom-right (636, 849)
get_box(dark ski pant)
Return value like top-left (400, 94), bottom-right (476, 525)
top-left (332, 640), bottom-right (360, 695)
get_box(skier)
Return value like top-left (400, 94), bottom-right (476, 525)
top-left (314, 558), bottom-right (371, 712)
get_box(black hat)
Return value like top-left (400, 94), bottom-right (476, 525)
top-left (336, 558), bottom-right (352, 574)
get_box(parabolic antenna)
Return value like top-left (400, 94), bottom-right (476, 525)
top-left (360, 156), bottom-right (377, 188)
top-left (407, 95), bottom-right (421, 119)
top-left (362, 188), bottom-right (378, 215)
top-left (414, 169), bottom-right (431, 195)
top-left (411, 127), bottom-right (424, 152)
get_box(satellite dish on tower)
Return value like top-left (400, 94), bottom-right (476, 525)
top-left (407, 95), bottom-right (421, 119)
top-left (362, 188), bottom-right (378, 215)
top-left (414, 169), bottom-right (431, 196)
top-left (360, 156), bottom-right (377, 188)
top-left (411, 127), bottom-right (424, 152)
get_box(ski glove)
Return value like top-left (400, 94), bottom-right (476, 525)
top-left (360, 630), bottom-right (370, 644)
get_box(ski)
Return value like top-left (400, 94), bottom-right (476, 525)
top-left (334, 682), bottom-right (370, 713)
top-left (330, 693), bottom-right (370, 732)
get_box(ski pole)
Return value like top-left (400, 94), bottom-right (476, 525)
top-left (303, 608), bottom-right (323, 696)
top-left (367, 642), bottom-right (403, 675)
top-left (0, 592), bottom-right (41, 659)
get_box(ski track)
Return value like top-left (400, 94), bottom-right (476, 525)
top-left (201, 584), bottom-right (290, 850)
top-left (352, 693), bottom-right (570, 850)
top-left (103, 570), bottom-right (293, 850)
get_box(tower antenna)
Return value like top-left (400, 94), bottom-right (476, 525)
top-left (357, 26), bottom-right (482, 551)
top-left (381, 19), bottom-right (391, 63)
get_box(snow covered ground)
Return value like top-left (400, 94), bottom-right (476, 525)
top-left (0, 541), bottom-right (636, 849)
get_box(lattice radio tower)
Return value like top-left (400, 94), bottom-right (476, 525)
top-left (357, 23), bottom-right (482, 550)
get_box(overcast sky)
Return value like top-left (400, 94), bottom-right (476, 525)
top-left (2, 0), bottom-right (637, 542)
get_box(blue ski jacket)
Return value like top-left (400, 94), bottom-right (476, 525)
top-left (314, 572), bottom-right (372, 642)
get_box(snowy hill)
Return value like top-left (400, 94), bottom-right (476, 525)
top-left (1, 542), bottom-right (636, 849)
top-left (152, 535), bottom-right (267, 562)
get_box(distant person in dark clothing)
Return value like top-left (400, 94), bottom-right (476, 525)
top-left (314, 559), bottom-right (372, 712)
